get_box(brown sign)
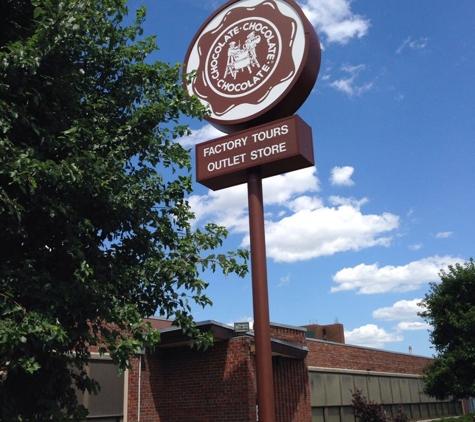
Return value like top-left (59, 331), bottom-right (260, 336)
top-left (184, 0), bottom-right (321, 133)
top-left (196, 115), bottom-right (313, 190)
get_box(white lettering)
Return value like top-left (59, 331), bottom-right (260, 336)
top-left (202, 137), bottom-right (248, 157)
top-left (252, 124), bottom-right (289, 143)
top-left (207, 153), bottom-right (246, 172)
top-left (250, 142), bottom-right (287, 160)
top-left (242, 22), bottom-right (275, 42)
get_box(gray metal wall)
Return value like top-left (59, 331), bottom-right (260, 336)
top-left (77, 356), bottom-right (125, 421)
top-left (309, 367), bottom-right (463, 422)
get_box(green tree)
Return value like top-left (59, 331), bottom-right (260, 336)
top-left (0, 0), bottom-right (248, 419)
top-left (418, 258), bottom-right (475, 400)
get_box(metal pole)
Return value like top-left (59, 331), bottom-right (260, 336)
top-left (137, 354), bottom-right (142, 422)
top-left (247, 168), bottom-right (276, 422)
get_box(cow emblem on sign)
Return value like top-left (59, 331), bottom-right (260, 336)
top-left (225, 31), bottom-right (261, 79)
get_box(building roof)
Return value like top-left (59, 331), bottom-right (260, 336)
top-left (155, 320), bottom-right (308, 359)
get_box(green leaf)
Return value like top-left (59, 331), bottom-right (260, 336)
top-left (0, 0), bottom-right (248, 419)
top-left (419, 258), bottom-right (475, 400)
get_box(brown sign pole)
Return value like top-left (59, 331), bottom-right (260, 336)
top-left (185, 2), bottom-right (321, 420)
top-left (247, 168), bottom-right (276, 422)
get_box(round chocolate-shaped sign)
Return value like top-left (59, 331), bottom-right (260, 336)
top-left (184, 0), bottom-right (321, 133)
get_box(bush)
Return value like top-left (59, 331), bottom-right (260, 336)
top-left (351, 388), bottom-right (411, 422)
top-left (392, 406), bottom-right (411, 422)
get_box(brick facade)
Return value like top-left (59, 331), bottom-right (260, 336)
top-left (306, 339), bottom-right (432, 374)
top-left (123, 321), bottom-right (433, 422)
top-left (270, 324), bottom-right (312, 422)
top-left (273, 356), bottom-right (312, 422)
top-left (302, 323), bottom-right (345, 344)
top-left (127, 337), bottom-right (256, 422)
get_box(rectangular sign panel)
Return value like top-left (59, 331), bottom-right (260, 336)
top-left (196, 115), bottom-right (314, 190)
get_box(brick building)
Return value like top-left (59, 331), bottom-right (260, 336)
top-left (83, 318), bottom-right (465, 422)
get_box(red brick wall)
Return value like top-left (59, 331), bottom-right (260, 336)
top-left (126, 326), bottom-right (314, 422)
top-left (273, 356), bottom-right (312, 422)
top-left (270, 324), bottom-right (312, 422)
top-left (127, 337), bottom-right (256, 422)
top-left (270, 324), bottom-right (307, 346)
top-left (306, 339), bottom-right (432, 374)
top-left (302, 323), bottom-right (345, 344)
top-left (126, 324), bottom-right (432, 422)
top-left (127, 350), bottom-right (167, 422)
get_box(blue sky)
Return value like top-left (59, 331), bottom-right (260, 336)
top-left (128, 0), bottom-right (474, 357)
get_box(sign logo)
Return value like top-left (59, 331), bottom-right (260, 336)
top-left (201, 13), bottom-right (291, 104)
top-left (185, 0), bottom-right (321, 133)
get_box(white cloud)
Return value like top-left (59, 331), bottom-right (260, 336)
top-left (176, 124), bottom-right (225, 148)
top-left (345, 324), bottom-right (403, 348)
top-left (371, 300), bottom-right (431, 334)
top-left (328, 196), bottom-right (367, 208)
top-left (190, 166), bottom-right (399, 263)
top-left (436, 231), bottom-right (453, 239)
top-left (262, 167), bottom-right (321, 205)
top-left (188, 167), bottom-right (320, 232)
top-left (396, 36), bottom-right (429, 54)
top-left (330, 166), bottom-right (355, 186)
top-left (372, 299), bottom-right (423, 321)
top-left (329, 64), bottom-right (373, 97)
top-left (278, 274), bottom-right (291, 287)
top-left (287, 195), bottom-right (324, 213)
top-left (300, 0), bottom-right (370, 45)
top-left (188, 183), bottom-right (250, 234)
top-left (331, 255), bottom-right (462, 294)
top-left (408, 243), bottom-right (422, 251)
top-left (259, 203), bottom-right (398, 262)
top-left (396, 321), bottom-right (431, 331)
